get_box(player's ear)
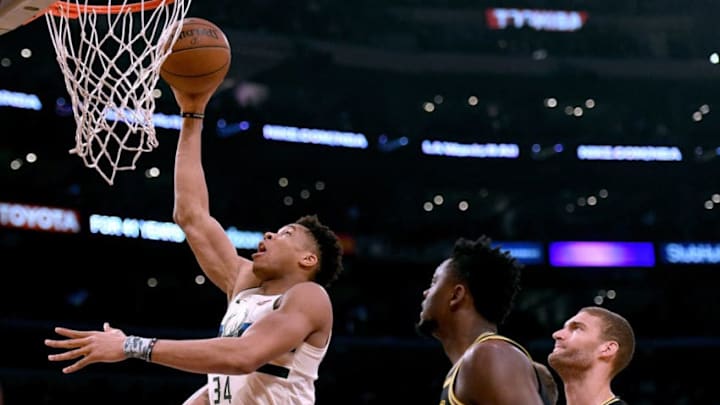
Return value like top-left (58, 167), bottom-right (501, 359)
top-left (600, 340), bottom-right (619, 359)
top-left (300, 252), bottom-right (318, 268)
top-left (449, 284), bottom-right (467, 308)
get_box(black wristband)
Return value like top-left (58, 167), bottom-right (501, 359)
top-left (147, 337), bottom-right (158, 362)
top-left (181, 112), bottom-right (205, 119)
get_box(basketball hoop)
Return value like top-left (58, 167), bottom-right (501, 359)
top-left (43, 0), bottom-right (191, 185)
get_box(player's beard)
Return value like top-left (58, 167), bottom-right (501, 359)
top-left (548, 347), bottom-right (592, 375)
top-left (415, 318), bottom-right (438, 338)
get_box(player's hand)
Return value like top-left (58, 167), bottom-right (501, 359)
top-left (45, 322), bottom-right (127, 374)
top-left (170, 86), bottom-right (216, 116)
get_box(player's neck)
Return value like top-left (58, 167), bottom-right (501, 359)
top-left (257, 275), bottom-right (305, 295)
top-left (441, 313), bottom-right (496, 364)
top-left (562, 373), bottom-right (614, 405)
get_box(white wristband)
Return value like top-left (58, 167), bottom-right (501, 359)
top-left (123, 336), bottom-right (157, 361)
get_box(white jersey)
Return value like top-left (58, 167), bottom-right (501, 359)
top-left (208, 287), bottom-right (330, 405)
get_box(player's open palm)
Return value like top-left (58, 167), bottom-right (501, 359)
top-left (45, 322), bottom-right (127, 374)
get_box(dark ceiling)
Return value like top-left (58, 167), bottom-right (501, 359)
top-left (2, 2), bottom-right (720, 404)
top-left (2, 0), bottom-right (720, 241)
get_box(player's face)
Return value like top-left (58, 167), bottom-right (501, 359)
top-left (252, 224), bottom-right (317, 277)
top-left (416, 259), bottom-right (454, 337)
top-left (547, 310), bottom-right (604, 373)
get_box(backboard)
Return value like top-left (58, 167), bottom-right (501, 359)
top-left (0, 0), bottom-right (55, 35)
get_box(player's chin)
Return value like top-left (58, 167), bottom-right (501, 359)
top-left (417, 308), bottom-right (429, 326)
top-left (547, 351), bottom-right (563, 365)
top-left (415, 317), bottom-right (437, 338)
top-left (547, 353), bottom-right (564, 370)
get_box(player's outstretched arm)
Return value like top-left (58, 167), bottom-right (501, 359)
top-left (45, 283), bottom-right (331, 375)
top-left (171, 87), bottom-right (259, 301)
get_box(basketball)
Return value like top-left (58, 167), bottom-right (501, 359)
top-left (160, 17), bottom-right (231, 94)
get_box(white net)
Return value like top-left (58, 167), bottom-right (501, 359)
top-left (44, 0), bottom-right (191, 185)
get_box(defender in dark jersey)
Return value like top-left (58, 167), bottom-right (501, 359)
top-left (549, 306), bottom-right (635, 405)
top-left (417, 236), bottom-right (549, 405)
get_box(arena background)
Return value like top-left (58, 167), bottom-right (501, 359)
top-left (1, 1), bottom-right (719, 403)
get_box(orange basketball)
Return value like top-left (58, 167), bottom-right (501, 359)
top-left (160, 17), bottom-right (231, 94)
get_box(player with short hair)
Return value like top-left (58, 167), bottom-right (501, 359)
top-left (417, 236), bottom-right (551, 405)
top-left (548, 306), bottom-right (635, 405)
top-left (45, 73), bottom-right (344, 405)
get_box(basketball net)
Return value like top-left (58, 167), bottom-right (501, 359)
top-left (44, 0), bottom-right (191, 185)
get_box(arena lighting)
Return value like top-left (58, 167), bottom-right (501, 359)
top-left (531, 143), bottom-right (564, 160)
top-left (104, 109), bottom-right (183, 130)
top-left (151, 112), bottom-right (183, 130)
top-left (576, 145), bottom-right (682, 162)
top-left (421, 140), bottom-right (519, 158)
top-left (693, 147), bottom-right (717, 163)
top-left (549, 241), bottom-right (655, 267)
top-left (377, 135), bottom-right (409, 152)
top-left (661, 242), bottom-right (720, 264)
top-left (0, 89), bottom-right (42, 110)
top-left (262, 124), bottom-right (369, 149)
top-left (492, 241), bottom-right (544, 265)
top-left (216, 119), bottom-right (251, 138)
top-left (89, 214), bottom-right (263, 249)
top-left (485, 8), bottom-right (588, 32)
top-left (0, 202), bottom-right (80, 233)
